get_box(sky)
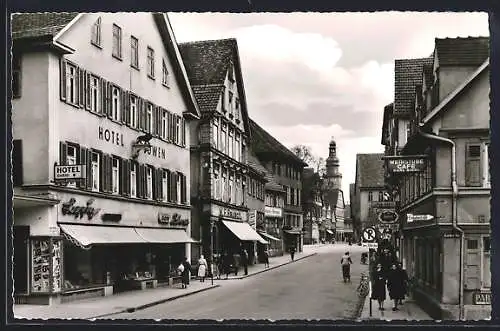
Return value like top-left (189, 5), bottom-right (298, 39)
top-left (168, 12), bottom-right (489, 202)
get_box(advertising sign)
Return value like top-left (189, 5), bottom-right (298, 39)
top-left (264, 206), bottom-right (283, 218)
top-left (473, 292), bottom-right (491, 305)
top-left (407, 213), bottom-right (434, 223)
top-left (386, 157), bottom-right (426, 173)
top-left (54, 165), bottom-right (85, 180)
top-left (378, 210), bottom-right (398, 224)
top-left (362, 242), bottom-right (378, 249)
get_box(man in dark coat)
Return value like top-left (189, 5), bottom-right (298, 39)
top-left (180, 257), bottom-right (192, 289)
top-left (387, 263), bottom-right (406, 311)
top-left (241, 249), bottom-right (249, 276)
top-left (290, 246), bottom-right (296, 261)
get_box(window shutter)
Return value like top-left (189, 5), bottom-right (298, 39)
top-left (165, 169), bottom-right (171, 202)
top-left (87, 150), bottom-right (93, 190)
top-left (120, 89), bottom-right (127, 124)
top-left (107, 155), bottom-right (113, 193)
top-left (181, 118), bottom-right (186, 147)
top-left (126, 95), bottom-right (131, 126)
top-left (152, 105), bottom-right (158, 137)
top-left (99, 152), bottom-right (106, 193)
top-left (138, 164), bottom-right (146, 198)
top-left (169, 171), bottom-right (175, 202)
top-left (59, 141), bottom-right (67, 166)
top-left (13, 140), bottom-right (23, 187)
top-left (99, 78), bottom-right (105, 115)
top-left (140, 99), bottom-right (147, 131)
top-left (465, 144), bottom-right (482, 186)
top-left (121, 159), bottom-right (129, 196)
top-left (75, 67), bottom-right (80, 105)
top-left (78, 146), bottom-right (87, 189)
top-left (465, 241), bottom-right (481, 289)
top-left (168, 112), bottom-right (173, 142)
top-left (106, 83), bottom-right (113, 118)
top-left (85, 72), bottom-right (91, 110)
top-left (151, 166), bottom-right (156, 200)
top-left (136, 164), bottom-right (143, 198)
top-left (181, 173), bottom-right (187, 204)
top-left (157, 168), bottom-right (164, 201)
top-left (60, 58), bottom-right (66, 101)
top-left (78, 68), bottom-right (85, 108)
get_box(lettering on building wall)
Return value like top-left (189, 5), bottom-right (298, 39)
top-left (473, 292), bottom-right (491, 305)
top-left (61, 198), bottom-right (101, 220)
top-left (221, 208), bottom-right (242, 220)
top-left (98, 126), bottom-right (125, 147)
top-left (145, 145), bottom-right (166, 160)
top-left (158, 212), bottom-right (189, 227)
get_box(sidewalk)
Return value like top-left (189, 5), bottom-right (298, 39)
top-left (216, 248), bottom-right (317, 280)
top-left (360, 287), bottom-right (432, 321)
top-left (13, 281), bottom-right (219, 320)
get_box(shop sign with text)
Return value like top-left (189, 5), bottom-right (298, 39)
top-left (158, 213), bottom-right (189, 227)
top-left (265, 206), bottom-right (283, 218)
top-left (386, 157), bottom-right (426, 173)
top-left (61, 198), bottom-right (101, 220)
top-left (212, 205), bottom-right (247, 222)
top-left (473, 292), bottom-right (491, 305)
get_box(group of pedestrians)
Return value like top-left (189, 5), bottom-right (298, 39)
top-left (370, 248), bottom-right (409, 311)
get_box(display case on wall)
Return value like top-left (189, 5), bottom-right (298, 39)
top-left (30, 237), bottom-right (63, 294)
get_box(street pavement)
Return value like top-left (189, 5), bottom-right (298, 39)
top-left (105, 243), bottom-right (369, 320)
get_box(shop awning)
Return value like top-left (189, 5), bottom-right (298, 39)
top-left (326, 229), bottom-right (334, 234)
top-left (59, 223), bottom-right (147, 247)
top-left (258, 232), bottom-right (281, 242)
top-left (135, 228), bottom-right (197, 244)
top-left (284, 229), bottom-right (303, 235)
top-left (222, 220), bottom-right (268, 244)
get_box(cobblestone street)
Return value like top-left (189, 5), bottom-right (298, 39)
top-left (106, 244), bottom-right (368, 320)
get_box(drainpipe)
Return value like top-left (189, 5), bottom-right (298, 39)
top-left (418, 125), bottom-right (465, 320)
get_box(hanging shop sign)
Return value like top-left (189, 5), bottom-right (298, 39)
top-left (54, 165), bottom-right (85, 180)
top-left (472, 292), bottom-right (491, 305)
top-left (407, 213), bottom-right (434, 223)
top-left (157, 212), bottom-right (189, 227)
top-left (61, 198), bottom-right (101, 220)
top-left (378, 210), bottom-right (399, 224)
top-left (385, 156), bottom-right (426, 173)
top-left (248, 210), bottom-right (257, 228)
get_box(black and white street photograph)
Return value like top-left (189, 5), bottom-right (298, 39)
top-left (9, 10), bottom-right (492, 321)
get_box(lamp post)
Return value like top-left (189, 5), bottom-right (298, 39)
top-left (210, 218), bottom-right (214, 285)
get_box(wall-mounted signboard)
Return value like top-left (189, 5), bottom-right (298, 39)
top-left (54, 165), bottom-right (85, 180)
top-left (385, 156), bottom-right (427, 174)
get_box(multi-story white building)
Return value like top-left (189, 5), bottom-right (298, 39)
top-left (11, 12), bottom-right (200, 304)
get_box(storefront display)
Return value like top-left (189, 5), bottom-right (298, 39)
top-left (31, 238), bottom-right (63, 294)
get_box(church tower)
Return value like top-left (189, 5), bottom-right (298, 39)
top-left (325, 137), bottom-right (342, 190)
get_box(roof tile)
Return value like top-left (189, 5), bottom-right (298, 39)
top-left (435, 36), bottom-right (489, 67)
top-left (11, 13), bottom-right (78, 39)
top-left (355, 153), bottom-right (385, 189)
top-left (394, 57), bottom-right (434, 114)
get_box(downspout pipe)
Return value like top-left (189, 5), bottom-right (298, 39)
top-left (418, 125), bottom-right (465, 320)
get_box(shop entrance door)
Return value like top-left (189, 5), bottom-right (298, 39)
top-left (13, 226), bottom-right (29, 294)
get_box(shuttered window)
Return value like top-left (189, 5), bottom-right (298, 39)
top-left (66, 63), bottom-right (77, 105)
top-left (482, 236), bottom-right (491, 288)
top-left (146, 166), bottom-right (153, 200)
top-left (13, 53), bottom-right (21, 98)
top-left (465, 144), bottom-right (482, 187)
top-left (13, 140), bottom-right (23, 186)
top-left (130, 162), bottom-right (137, 198)
top-left (111, 86), bottom-right (121, 122)
top-left (465, 238), bottom-right (481, 290)
top-left (162, 170), bottom-right (169, 202)
top-left (111, 157), bottom-right (120, 194)
top-left (91, 151), bottom-right (101, 192)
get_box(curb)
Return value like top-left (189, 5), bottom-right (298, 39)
top-left (217, 253), bottom-right (318, 280)
top-left (90, 284), bottom-right (221, 318)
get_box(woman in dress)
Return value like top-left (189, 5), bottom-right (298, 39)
top-left (371, 263), bottom-right (387, 310)
top-left (197, 255), bottom-right (207, 282)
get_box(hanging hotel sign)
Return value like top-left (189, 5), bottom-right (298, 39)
top-left (61, 198), bottom-right (101, 220)
top-left (158, 213), bottom-right (189, 227)
top-left (385, 155), bottom-right (427, 173)
top-left (54, 165), bottom-right (85, 180)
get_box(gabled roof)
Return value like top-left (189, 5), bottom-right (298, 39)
top-left (11, 13), bottom-right (79, 39)
top-left (394, 57), bottom-right (434, 115)
top-left (178, 38), bottom-right (251, 134)
top-left (355, 153), bottom-right (385, 189)
top-left (435, 36), bottom-right (489, 67)
top-left (264, 172), bottom-right (285, 192)
top-left (421, 58), bottom-right (489, 126)
top-left (247, 151), bottom-right (268, 179)
top-left (422, 63), bottom-right (434, 89)
top-left (249, 118), bottom-right (308, 167)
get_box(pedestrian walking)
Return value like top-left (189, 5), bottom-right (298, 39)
top-left (371, 263), bottom-right (387, 310)
top-left (263, 249), bottom-right (270, 268)
top-left (340, 251), bottom-right (353, 282)
top-left (179, 257), bottom-right (192, 289)
top-left (222, 252), bottom-right (231, 279)
top-left (290, 246), bottom-right (296, 261)
top-left (396, 262), bottom-right (409, 305)
top-left (197, 255), bottom-right (207, 282)
top-left (387, 263), bottom-right (406, 311)
top-left (241, 248), bottom-right (249, 276)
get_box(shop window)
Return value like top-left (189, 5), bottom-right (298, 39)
top-left (130, 163), bottom-right (137, 198)
top-left (91, 152), bottom-right (100, 192)
top-left (130, 36), bottom-right (139, 69)
top-left (91, 17), bottom-right (101, 47)
top-left (112, 24), bottom-right (122, 59)
top-left (147, 47), bottom-right (155, 79)
top-left (162, 59), bottom-right (170, 87)
top-left (146, 166), bottom-right (153, 200)
top-left (13, 53), bottom-right (21, 98)
top-left (112, 157), bottom-right (120, 194)
top-left (111, 86), bottom-right (121, 122)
